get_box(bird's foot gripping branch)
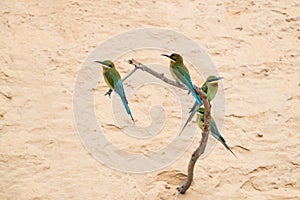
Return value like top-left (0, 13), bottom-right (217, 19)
top-left (104, 89), bottom-right (112, 97)
top-left (127, 59), bottom-right (212, 194)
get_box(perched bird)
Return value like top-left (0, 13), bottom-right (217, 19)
top-left (161, 53), bottom-right (202, 105)
top-left (179, 75), bottom-right (223, 135)
top-left (201, 75), bottom-right (223, 102)
top-left (95, 60), bottom-right (134, 121)
top-left (197, 107), bottom-right (237, 157)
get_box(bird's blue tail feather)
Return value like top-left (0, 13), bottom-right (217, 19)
top-left (120, 96), bottom-right (134, 121)
top-left (179, 101), bottom-right (199, 135)
top-left (190, 88), bottom-right (202, 105)
top-left (218, 135), bottom-right (237, 158)
top-left (115, 80), bottom-right (134, 121)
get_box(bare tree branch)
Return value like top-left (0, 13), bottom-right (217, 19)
top-left (177, 87), bottom-right (211, 194)
top-left (127, 58), bottom-right (212, 194)
top-left (122, 66), bottom-right (138, 82)
top-left (128, 59), bottom-right (187, 90)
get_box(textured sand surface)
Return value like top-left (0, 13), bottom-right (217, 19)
top-left (1, 0), bottom-right (300, 199)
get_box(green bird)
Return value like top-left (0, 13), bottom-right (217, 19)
top-left (161, 53), bottom-right (202, 105)
top-left (201, 75), bottom-right (222, 101)
top-left (197, 107), bottom-right (237, 157)
top-left (95, 60), bottom-right (134, 121)
top-left (179, 75), bottom-right (223, 135)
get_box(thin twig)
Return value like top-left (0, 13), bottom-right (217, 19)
top-left (128, 59), bottom-right (187, 90)
top-left (122, 66), bottom-right (138, 82)
top-left (127, 58), bottom-right (211, 194)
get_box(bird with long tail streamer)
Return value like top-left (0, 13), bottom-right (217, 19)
top-left (179, 75), bottom-right (223, 135)
top-left (161, 53), bottom-right (202, 105)
top-left (95, 60), bottom-right (134, 122)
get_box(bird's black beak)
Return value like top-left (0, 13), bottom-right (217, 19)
top-left (161, 54), bottom-right (170, 58)
top-left (95, 61), bottom-right (109, 67)
top-left (161, 54), bottom-right (176, 61)
top-left (208, 77), bottom-right (224, 83)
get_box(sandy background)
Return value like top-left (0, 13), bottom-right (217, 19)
top-left (1, 0), bottom-right (300, 199)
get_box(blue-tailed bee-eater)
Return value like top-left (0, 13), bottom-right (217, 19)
top-left (180, 75), bottom-right (223, 135)
top-left (95, 60), bottom-right (134, 121)
top-left (161, 53), bottom-right (202, 105)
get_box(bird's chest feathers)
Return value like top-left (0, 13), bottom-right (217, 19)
top-left (170, 63), bottom-right (180, 81)
top-left (102, 67), bottom-right (110, 76)
top-left (103, 68), bottom-right (114, 89)
top-left (169, 67), bottom-right (178, 80)
top-left (207, 85), bottom-right (218, 100)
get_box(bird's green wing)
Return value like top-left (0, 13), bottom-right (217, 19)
top-left (172, 64), bottom-right (193, 89)
top-left (104, 68), bottom-right (121, 89)
top-left (172, 64), bottom-right (202, 105)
